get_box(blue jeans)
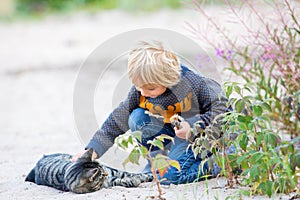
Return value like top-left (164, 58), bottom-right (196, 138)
top-left (158, 145), bottom-right (236, 185)
top-left (158, 147), bottom-right (221, 185)
top-left (128, 108), bottom-right (221, 182)
top-left (128, 108), bottom-right (175, 150)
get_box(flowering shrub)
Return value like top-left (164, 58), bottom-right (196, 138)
top-left (189, 0), bottom-right (300, 197)
top-left (190, 0), bottom-right (300, 138)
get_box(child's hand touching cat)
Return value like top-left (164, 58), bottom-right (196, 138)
top-left (71, 150), bottom-right (98, 162)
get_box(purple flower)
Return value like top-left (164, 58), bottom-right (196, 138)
top-left (226, 50), bottom-right (232, 60)
top-left (244, 65), bottom-right (250, 72)
top-left (216, 48), bottom-right (233, 60)
top-left (261, 53), bottom-right (276, 61)
top-left (216, 48), bottom-right (224, 57)
top-left (261, 44), bottom-right (277, 61)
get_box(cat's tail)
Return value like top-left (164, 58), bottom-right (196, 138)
top-left (25, 168), bottom-right (36, 183)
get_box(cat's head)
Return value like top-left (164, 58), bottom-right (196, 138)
top-left (64, 148), bottom-right (107, 194)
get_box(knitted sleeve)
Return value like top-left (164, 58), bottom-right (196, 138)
top-left (185, 76), bottom-right (228, 129)
top-left (85, 86), bottom-right (140, 158)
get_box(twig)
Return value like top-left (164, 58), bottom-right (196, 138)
top-left (145, 111), bottom-right (164, 119)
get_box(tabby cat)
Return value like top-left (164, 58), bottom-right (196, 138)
top-left (25, 148), bottom-right (153, 194)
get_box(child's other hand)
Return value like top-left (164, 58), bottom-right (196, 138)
top-left (71, 150), bottom-right (98, 162)
top-left (174, 121), bottom-right (191, 140)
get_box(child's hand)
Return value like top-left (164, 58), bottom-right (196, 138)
top-left (174, 121), bottom-right (191, 140)
top-left (71, 150), bottom-right (98, 162)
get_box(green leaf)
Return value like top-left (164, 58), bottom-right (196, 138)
top-left (227, 154), bottom-right (236, 163)
top-left (235, 99), bottom-right (245, 113)
top-left (128, 135), bottom-right (133, 145)
top-left (290, 149), bottom-right (300, 170)
top-left (201, 150), bottom-right (209, 159)
top-left (236, 155), bottom-right (247, 165)
top-left (156, 134), bottom-right (174, 143)
top-left (121, 140), bottom-right (128, 149)
top-left (240, 160), bottom-right (249, 171)
top-left (250, 165), bottom-right (260, 180)
top-left (238, 123), bottom-right (248, 131)
top-left (248, 122), bottom-right (254, 130)
top-left (152, 155), bottom-right (169, 177)
top-left (253, 105), bottom-right (263, 116)
top-left (193, 146), bottom-right (201, 157)
top-left (238, 133), bottom-right (248, 151)
top-left (153, 154), bottom-right (170, 175)
top-left (237, 115), bottom-right (246, 123)
top-left (243, 86), bottom-right (252, 93)
top-left (148, 139), bottom-right (164, 150)
top-left (256, 132), bottom-right (263, 146)
top-left (140, 146), bottom-right (148, 158)
top-left (277, 142), bottom-right (293, 155)
top-left (226, 85), bottom-right (233, 98)
top-left (131, 131), bottom-right (142, 142)
top-left (251, 152), bottom-right (264, 163)
top-left (264, 132), bottom-right (278, 147)
top-left (168, 160), bottom-right (180, 171)
top-left (237, 115), bottom-right (252, 124)
top-left (261, 102), bottom-right (272, 112)
top-left (274, 79), bottom-right (279, 96)
top-left (234, 85), bottom-right (241, 95)
top-left (242, 168), bottom-right (250, 176)
top-left (257, 182), bottom-right (266, 194)
top-left (203, 139), bottom-right (210, 149)
top-left (265, 180), bottom-right (273, 197)
top-left (122, 157), bottom-right (130, 168)
top-left (128, 148), bottom-right (140, 165)
top-left (241, 189), bottom-right (251, 197)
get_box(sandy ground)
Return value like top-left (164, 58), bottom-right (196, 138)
top-left (0, 6), bottom-right (296, 200)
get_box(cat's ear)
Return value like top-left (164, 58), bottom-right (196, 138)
top-left (87, 168), bottom-right (99, 182)
top-left (78, 148), bottom-right (94, 162)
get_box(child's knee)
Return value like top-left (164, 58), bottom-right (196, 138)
top-left (158, 167), bottom-right (181, 185)
top-left (128, 108), bottom-right (173, 148)
top-left (128, 108), bottom-right (150, 131)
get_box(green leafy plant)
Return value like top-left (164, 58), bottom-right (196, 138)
top-left (192, 82), bottom-right (300, 197)
top-left (188, 0), bottom-right (300, 198)
top-left (224, 84), bottom-right (299, 196)
top-left (189, 0), bottom-right (300, 138)
top-left (115, 131), bottom-right (180, 200)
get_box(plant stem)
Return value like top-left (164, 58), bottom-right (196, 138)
top-left (150, 162), bottom-right (165, 200)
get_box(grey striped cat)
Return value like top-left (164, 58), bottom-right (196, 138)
top-left (25, 148), bottom-right (153, 194)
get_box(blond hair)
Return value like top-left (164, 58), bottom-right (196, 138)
top-left (128, 41), bottom-right (181, 88)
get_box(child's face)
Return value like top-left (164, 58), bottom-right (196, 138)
top-left (135, 84), bottom-right (167, 98)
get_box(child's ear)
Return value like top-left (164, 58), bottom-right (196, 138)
top-left (77, 148), bottom-right (94, 162)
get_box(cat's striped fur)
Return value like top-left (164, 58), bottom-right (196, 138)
top-left (25, 149), bottom-right (153, 194)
